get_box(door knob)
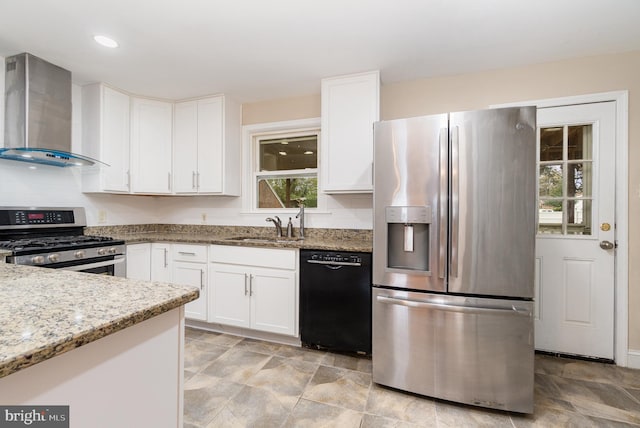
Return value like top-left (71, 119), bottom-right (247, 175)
top-left (599, 240), bottom-right (615, 250)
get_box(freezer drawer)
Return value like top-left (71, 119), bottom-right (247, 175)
top-left (372, 288), bottom-right (534, 413)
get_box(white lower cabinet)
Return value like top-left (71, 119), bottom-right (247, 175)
top-left (209, 245), bottom-right (298, 337)
top-left (171, 244), bottom-right (208, 321)
top-left (126, 242), bottom-right (298, 332)
top-left (150, 243), bottom-right (171, 281)
top-left (126, 243), bottom-right (151, 280)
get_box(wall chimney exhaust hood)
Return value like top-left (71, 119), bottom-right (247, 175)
top-left (1, 53), bottom-right (101, 167)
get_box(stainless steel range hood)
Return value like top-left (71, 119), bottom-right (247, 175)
top-left (1, 53), bottom-right (100, 167)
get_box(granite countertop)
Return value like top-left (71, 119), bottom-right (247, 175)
top-left (85, 225), bottom-right (373, 253)
top-left (0, 263), bottom-right (199, 379)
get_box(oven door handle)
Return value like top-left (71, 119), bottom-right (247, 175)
top-left (60, 256), bottom-right (125, 272)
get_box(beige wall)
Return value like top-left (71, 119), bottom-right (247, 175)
top-left (242, 50), bottom-right (640, 350)
top-left (243, 93), bottom-right (320, 125)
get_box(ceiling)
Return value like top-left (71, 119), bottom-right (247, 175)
top-left (1, 0), bottom-right (639, 103)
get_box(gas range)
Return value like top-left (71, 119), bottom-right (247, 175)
top-left (0, 207), bottom-right (126, 276)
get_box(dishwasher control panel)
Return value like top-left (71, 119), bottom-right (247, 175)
top-left (308, 252), bottom-right (362, 265)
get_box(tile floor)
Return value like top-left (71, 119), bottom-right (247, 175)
top-left (183, 328), bottom-right (640, 427)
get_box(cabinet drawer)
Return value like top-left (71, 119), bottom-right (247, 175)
top-left (171, 244), bottom-right (207, 262)
top-left (210, 245), bottom-right (296, 270)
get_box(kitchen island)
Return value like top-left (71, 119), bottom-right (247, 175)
top-left (0, 263), bottom-right (198, 427)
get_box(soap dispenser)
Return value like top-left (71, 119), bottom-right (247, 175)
top-left (286, 217), bottom-right (293, 238)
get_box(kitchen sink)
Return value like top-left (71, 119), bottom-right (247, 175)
top-left (224, 236), bottom-right (303, 243)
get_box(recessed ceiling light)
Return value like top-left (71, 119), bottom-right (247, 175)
top-left (304, 151), bottom-right (314, 155)
top-left (278, 151), bottom-right (287, 156)
top-left (94, 35), bottom-right (119, 48)
top-left (281, 141), bottom-right (289, 145)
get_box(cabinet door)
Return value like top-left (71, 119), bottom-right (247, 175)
top-left (102, 86), bottom-right (131, 192)
top-left (321, 71), bottom-right (379, 193)
top-left (126, 243), bottom-right (151, 281)
top-left (250, 267), bottom-right (297, 336)
top-left (81, 83), bottom-right (130, 194)
top-left (209, 263), bottom-right (251, 328)
top-left (196, 97), bottom-right (224, 193)
top-left (173, 261), bottom-right (207, 321)
top-left (151, 243), bottom-right (171, 282)
top-left (130, 98), bottom-right (173, 194)
top-left (173, 101), bottom-right (199, 193)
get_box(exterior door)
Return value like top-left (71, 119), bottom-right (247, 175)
top-left (535, 102), bottom-right (616, 359)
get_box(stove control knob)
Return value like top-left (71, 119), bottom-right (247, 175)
top-left (31, 256), bottom-right (45, 264)
top-left (48, 254), bottom-right (60, 263)
top-left (108, 247), bottom-right (118, 254)
top-left (97, 248), bottom-right (107, 256)
top-left (75, 250), bottom-right (85, 259)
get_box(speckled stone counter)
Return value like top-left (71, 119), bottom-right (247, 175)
top-left (0, 263), bottom-right (199, 378)
top-left (85, 224), bottom-right (373, 253)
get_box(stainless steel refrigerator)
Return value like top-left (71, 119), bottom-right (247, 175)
top-left (372, 107), bottom-right (536, 413)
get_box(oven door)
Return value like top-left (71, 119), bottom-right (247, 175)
top-left (57, 255), bottom-right (126, 277)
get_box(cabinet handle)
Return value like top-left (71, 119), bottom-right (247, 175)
top-left (249, 274), bottom-right (254, 296)
top-left (244, 273), bottom-right (248, 296)
top-left (196, 172), bottom-right (200, 189)
top-left (168, 172), bottom-right (172, 191)
top-left (192, 171), bottom-right (197, 190)
top-left (200, 269), bottom-right (204, 290)
top-left (163, 248), bottom-right (168, 268)
top-left (126, 170), bottom-right (130, 187)
top-left (178, 251), bottom-right (197, 256)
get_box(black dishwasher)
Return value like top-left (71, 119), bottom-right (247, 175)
top-left (300, 250), bottom-right (372, 355)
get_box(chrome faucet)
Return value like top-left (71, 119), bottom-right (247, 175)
top-left (266, 216), bottom-right (283, 237)
top-left (295, 200), bottom-right (305, 239)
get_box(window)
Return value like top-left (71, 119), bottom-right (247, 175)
top-left (538, 124), bottom-right (593, 235)
top-left (254, 131), bottom-right (319, 209)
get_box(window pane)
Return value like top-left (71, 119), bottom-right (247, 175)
top-left (257, 177), bottom-right (318, 208)
top-left (568, 125), bottom-right (592, 160)
top-left (540, 127), bottom-right (563, 161)
top-left (539, 164), bottom-right (563, 198)
top-left (567, 162), bottom-right (592, 197)
top-left (538, 203), bottom-right (563, 235)
top-left (259, 136), bottom-right (317, 172)
top-left (567, 200), bottom-right (592, 235)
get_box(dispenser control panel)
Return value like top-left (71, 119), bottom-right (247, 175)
top-left (385, 206), bottom-right (431, 224)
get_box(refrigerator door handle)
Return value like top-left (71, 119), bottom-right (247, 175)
top-left (450, 125), bottom-right (460, 278)
top-left (376, 295), bottom-right (531, 317)
top-left (439, 127), bottom-right (448, 279)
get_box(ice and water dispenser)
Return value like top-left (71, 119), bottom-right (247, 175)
top-left (385, 206), bottom-right (431, 272)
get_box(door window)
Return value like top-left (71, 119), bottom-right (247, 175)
top-left (538, 124), bottom-right (593, 235)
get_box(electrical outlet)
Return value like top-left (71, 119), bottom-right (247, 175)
top-left (97, 210), bottom-right (107, 224)
top-left (201, 213), bottom-right (207, 224)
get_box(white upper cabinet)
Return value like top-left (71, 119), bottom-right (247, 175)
top-left (173, 95), bottom-right (241, 195)
top-left (130, 97), bottom-right (173, 194)
top-left (81, 84), bottom-right (131, 193)
top-left (320, 70), bottom-right (380, 193)
top-left (173, 101), bottom-right (198, 193)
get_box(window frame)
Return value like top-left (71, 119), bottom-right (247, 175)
top-left (242, 118), bottom-right (323, 214)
